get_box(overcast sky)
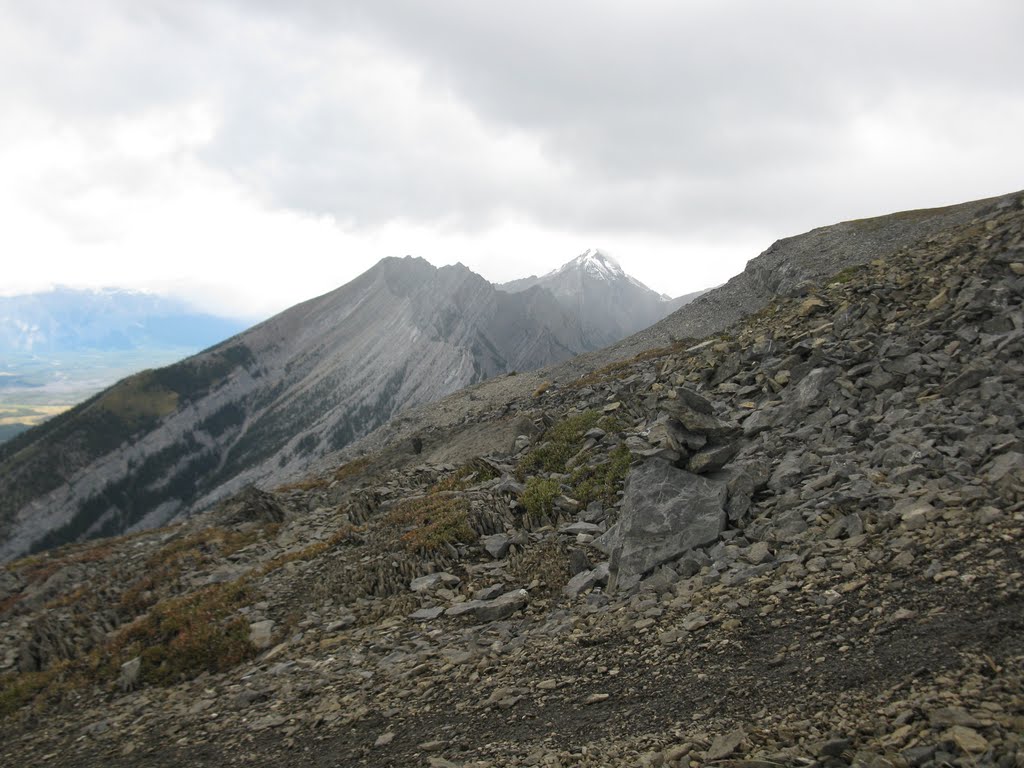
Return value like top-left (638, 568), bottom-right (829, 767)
top-left (2, 1), bottom-right (1022, 319)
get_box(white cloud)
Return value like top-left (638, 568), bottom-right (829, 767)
top-left (1, 0), bottom-right (1022, 318)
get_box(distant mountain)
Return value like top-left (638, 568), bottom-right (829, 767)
top-left (0, 287), bottom-right (248, 355)
top-left (502, 249), bottom-right (703, 347)
top-left (0, 257), bottom-right (594, 560)
top-left (0, 287), bottom-right (250, 446)
top-left (0, 251), bottom-right (700, 560)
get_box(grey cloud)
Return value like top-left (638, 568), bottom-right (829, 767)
top-left (4, 0), bottom-right (1024, 244)
top-left (208, 0), bottom-right (1024, 234)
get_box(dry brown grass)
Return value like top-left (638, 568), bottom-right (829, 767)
top-left (275, 456), bottom-right (373, 493)
top-left (384, 495), bottom-right (474, 554)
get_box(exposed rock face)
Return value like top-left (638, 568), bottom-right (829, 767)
top-left (605, 460), bottom-right (727, 591)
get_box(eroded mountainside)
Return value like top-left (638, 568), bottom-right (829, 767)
top-left (0, 258), bottom-right (589, 561)
top-left (1, 198), bottom-right (996, 564)
top-left (1, 192), bottom-right (1021, 767)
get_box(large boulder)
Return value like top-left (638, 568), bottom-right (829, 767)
top-left (606, 460), bottom-right (727, 591)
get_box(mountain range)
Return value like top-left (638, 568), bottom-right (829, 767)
top-left (0, 196), bottom-right (1003, 563)
top-left (1, 189), bottom-right (1020, 766)
top-left (0, 287), bottom-right (249, 356)
top-left (0, 288), bottom-right (251, 445)
top-left (0, 252), bottom-right (691, 561)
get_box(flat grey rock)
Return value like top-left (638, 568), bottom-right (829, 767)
top-left (786, 366), bottom-right (839, 412)
top-left (410, 572), bottom-right (460, 593)
top-left (409, 606), bottom-right (445, 621)
top-left (472, 583), bottom-right (506, 601)
top-left (558, 521), bottom-right (603, 536)
top-left (480, 533), bottom-right (513, 559)
top-left (473, 589), bottom-right (529, 622)
top-left (563, 562), bottom-right (610, 598)
top-left (687, 442), bottom-right (740, 474)
top-left (445, 601), bottom-right (482, 618)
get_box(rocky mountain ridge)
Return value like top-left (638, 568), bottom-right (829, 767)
top-left (0, 256), bottom-right (598, 562)
top-left (0, 190), bottom-right (1021, 767)
top-left (554, 194), bottom-right (1004, 376)
top-left (311, 193), bottom-right (1008, 477)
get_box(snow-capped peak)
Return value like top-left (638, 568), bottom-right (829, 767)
top-left (561, 248), bottom-right (625, 281)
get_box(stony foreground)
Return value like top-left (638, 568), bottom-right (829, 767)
top-left (1, 194), bottom-right (1023, 767)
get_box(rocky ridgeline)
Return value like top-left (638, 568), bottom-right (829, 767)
top-left (1, 196), bottom-right (1023, 767)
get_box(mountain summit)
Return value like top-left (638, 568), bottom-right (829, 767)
top-left (502, 249), bottom-right (696, 348)
top-left (553, 248), bottom-right (644, 286)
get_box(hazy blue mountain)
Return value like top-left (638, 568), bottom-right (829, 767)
top-left (0, 287), bottom-right (250, 446)
top-left (0, 287), bottom-right (248, 355)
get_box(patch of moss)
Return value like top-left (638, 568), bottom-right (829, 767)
top-left (253, 527), bottom-right (357, 575)
top-left (107, 580), bottom-right (256, 687)
top-left (1, 521), bottom-right (360, 717)
top-left (431, 460), bottom-right (500, 494)
top-left (119, 525), bottom-right (276, 616)
top-left (569, 444), bottom-right (632, 508)
top-left (0, 665), bottom-right (66, 718)
top-left (521, 477), bottom-right (562, 526)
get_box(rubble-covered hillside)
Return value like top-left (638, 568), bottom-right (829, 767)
top-left (1, 194), bottom-right (1022, 768)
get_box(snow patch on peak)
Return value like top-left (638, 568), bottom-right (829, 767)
top-left (564, 248), bottom-right (625, 281)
